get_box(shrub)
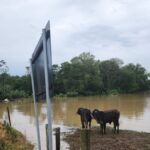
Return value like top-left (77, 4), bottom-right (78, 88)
top-left (66, 91), bottom-right (78, 97)
top-left (5, 90), bottom-right (28, 99)
top-left (108, 89), bottom-right (120, 95)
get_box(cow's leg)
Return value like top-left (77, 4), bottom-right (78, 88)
top-left (104, 123), bottom-right (106, 134)
top-left (85, 121), bottom-right (88, 128)
top-left (81, 117), bottom-right (85, 128)
top-left (100, 124), bottom-right (103, 134)
top-left (114, 123), bottom-right (116, 134)
top-left (116, 121), bottom-right (119, 134)
top-left (88, 121), bottom-right (91, 129)
top-left (84, 118), bottom-right (88, 128)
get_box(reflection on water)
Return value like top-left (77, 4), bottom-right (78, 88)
top-left (52, 95), bottom-right (147, 126)
top-left (0, 94), bottom-right (150, 149)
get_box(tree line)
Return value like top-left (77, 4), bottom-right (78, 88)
top-left (0, 52), bottom-right (150, 100)
top-left (53, 52), bottom-right (150, 96)
top-left (0, 60), bottom-right (31, 101)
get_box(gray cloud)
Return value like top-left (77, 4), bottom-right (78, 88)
top-left (0, 0), bottom-right (150, 75)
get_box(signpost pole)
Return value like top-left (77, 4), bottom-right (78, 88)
top-left (30, 59), bottom-right (41, 150)
top-left (43, 29), bottom-right (53, 150)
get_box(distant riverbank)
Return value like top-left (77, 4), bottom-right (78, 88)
top-left (53, 90), bottom-right (150, 98)
top-left (64, 127), bottom-right (150, 150)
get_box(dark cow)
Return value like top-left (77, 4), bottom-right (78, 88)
top-left (77, 108), bottom-right (92, 129)
top-left (92, 109), bottom-right (120, 134)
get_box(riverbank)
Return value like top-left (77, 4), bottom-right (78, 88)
top-left (64, 127), bottom-right (150, 150)
top-left (0, 123), bottom-right (34, 150)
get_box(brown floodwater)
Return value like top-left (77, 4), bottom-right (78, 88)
top-left (0, 93), bottom-right (150, 149)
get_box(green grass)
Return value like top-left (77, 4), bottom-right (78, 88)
top-left (0, 123), bottom-right (33, 150)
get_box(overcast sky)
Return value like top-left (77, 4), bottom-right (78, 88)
top-left (1, 0), bottom-right (150, 75)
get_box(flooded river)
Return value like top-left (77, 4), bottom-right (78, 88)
top-left (0, 93), bottom-right (150, 149)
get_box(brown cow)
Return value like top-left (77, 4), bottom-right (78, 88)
top-left (77, 108), bottom-right (92, 129)
top-left (92, 109), bottom-right (120, 134)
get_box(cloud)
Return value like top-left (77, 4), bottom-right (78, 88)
top-left (0, 0), bottom-right (150, 75)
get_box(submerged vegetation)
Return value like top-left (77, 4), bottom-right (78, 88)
top-left (1, 52), bottom-right (150, 100)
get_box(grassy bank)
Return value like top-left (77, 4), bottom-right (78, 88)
top-left (0, 123), bottom-right (33, 150)
top-left (64, 127), bottom-right (150, 150)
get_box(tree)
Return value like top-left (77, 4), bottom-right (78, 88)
top-left (0, 62), bottom-right (32, 100)
top-left (0, 60), bottom-right (9, 100)
top-left (0, 60), bottom-right (8, 74)
top-left (120, 64), bottom-right (137, 93)
top-left (99, 58), bottom-right (122, 93)
top-left (134, 64), bottom-right (149, 91)
top-left (53, 52), bottom-right (103, 95)
top-left (25, 66), bottom-right (30, 76)
top-left (119, 63), bottom-right (150, 93)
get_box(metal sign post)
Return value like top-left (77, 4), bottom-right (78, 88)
top-left (30, 60), bottom-right (41, 150)
top-left (30, 21), bottom-right (53, 150)
top-left (43, 28), bottom-right (53, 150)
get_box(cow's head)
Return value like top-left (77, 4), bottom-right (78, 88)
top-left (92, 109), bottom-right (103, 124)
top-left (76, 108), bottom-right (83, 115)
top-left (92, 109), bottom-right (99, 118)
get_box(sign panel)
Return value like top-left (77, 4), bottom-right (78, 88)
top-left (30, 21), bottom-right (53, 150)
top-left (31, 22), bottom-right (53, 100)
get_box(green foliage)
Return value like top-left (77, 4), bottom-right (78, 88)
top-left (0, 139), bottom-right (5, 150)
top-left (66, 91), bottom-right (78, 97)
top-left (4, 124), bottom-right (17, 142)
top-left (1, 53), bottom-right (150, 99)
top-left (55, 93), bottom-right (66, 97)
top-left (53, 52), bottom-right (150, 96)
top-left (0, 61), bottom-right (32, 100)
top-left (0, 74), bottom-right (31, 100)
top-left (99, 59), bottom-right (121, 93)
top-left (53, 52), bottom-right (103, 96)
top-left (0, 122), bottom-right (33, 150)
top-left (9, 90), bottom-right (28, 99)
top-left (120, 64), bottom-right (150, 93)
top-left (0, 60), bottom-right (8, 74)
top-left (107, 89), bottom-right (120, 95)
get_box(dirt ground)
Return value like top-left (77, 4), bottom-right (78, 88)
top-left (63, 127), bottom-right (150, 150)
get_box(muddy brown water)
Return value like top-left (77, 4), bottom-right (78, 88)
top-left (0, 93), bottom-right (150, 149)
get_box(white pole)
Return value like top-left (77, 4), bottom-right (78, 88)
top-left (43, 29), bottom-right (53, 150)
top-left (30, 59), bottom-right (41, 150)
